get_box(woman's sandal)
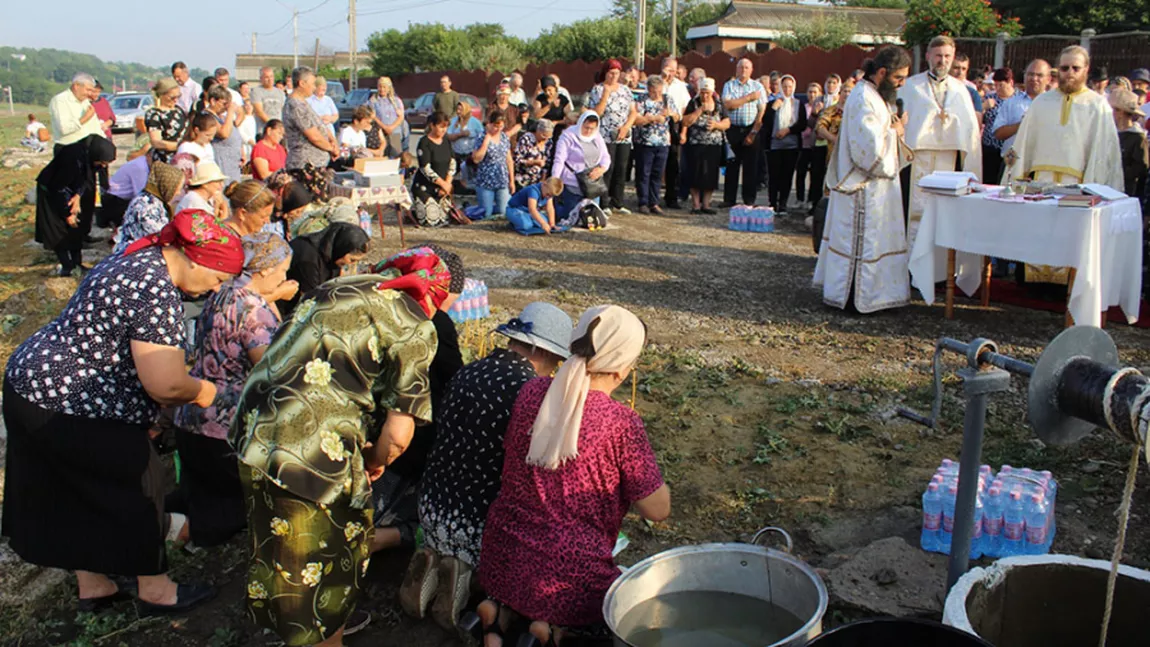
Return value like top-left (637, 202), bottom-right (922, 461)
top-left (519, 621), bottom-right (561, 647)
top-left (458, 600), bottom-right (505, 647)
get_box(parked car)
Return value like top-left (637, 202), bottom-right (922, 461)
top-left (406, 92), bottom-right (482, 130)
top-left (109, 92), bottom-right (154, 133)
top-left (337, 88), bottom-right (376, 125)
top-left (326, 80), bottom-right (346, 104)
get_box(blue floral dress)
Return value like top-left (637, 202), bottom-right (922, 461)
top-left (113, 192), bottom-right (169, 255)
top-left (588, 84), bottom-right (634, 144)
top-left (473, 132), bottom-right (511, 191)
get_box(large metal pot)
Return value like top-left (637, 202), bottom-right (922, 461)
top-left (602, 527), bottom-right (828, 647)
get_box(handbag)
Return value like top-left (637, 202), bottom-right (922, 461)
top-left (37, 128), bottom-right (50, 143)
top-left (567, 162), bottom-right (607, 199)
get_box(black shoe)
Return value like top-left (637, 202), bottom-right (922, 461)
top-left (689, 208), bottom-right (702, 215)
top-left (77, 588), bottom-right (133, 612)
top-left (666, 200), bottom-right (681, 210)
top-left (717, 202), bottom-right (736, 209)
top-left (701, 207), bottom-right (718, 215)
top-left (136, 583), bottom-right (217, 616)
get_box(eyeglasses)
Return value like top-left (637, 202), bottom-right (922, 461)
top-left (1059, 65), bottom-right (1083, 72)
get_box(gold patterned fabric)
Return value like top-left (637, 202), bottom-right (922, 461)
top-left (241, 466), bottom-right (373, 646)
top-left (230, 273), bottom-right (438, 511)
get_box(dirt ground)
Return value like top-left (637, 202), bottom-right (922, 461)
top-left (0, 137), bottom-right (1148, 646)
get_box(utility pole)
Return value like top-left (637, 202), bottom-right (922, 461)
top-left (293, 8), bottom-right (300, 69)
top-left (313, 38), bottom-right (321, 71)
top-left (348, 0), bottom-right (357, 90)
top-left (252, 33), bottom-right (258, 54)
top-left (634, 0), bottom-right (647, 68)
top-left (671, 0), bottom-right (678, 57)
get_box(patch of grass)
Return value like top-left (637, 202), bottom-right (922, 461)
top-left (774, 393), bottom-right (821, 414)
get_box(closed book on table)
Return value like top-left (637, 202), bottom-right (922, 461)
top-left (354, 158), bottom-right (400, 175)
top-left (355, 172), bottom-right (404, 188)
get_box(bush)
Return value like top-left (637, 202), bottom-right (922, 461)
top-left (774, 11), bottom-right (859, 51)
top-left (903, 0), bottom-right (1022, 46)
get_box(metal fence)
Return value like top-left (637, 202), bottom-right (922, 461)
top-left (351, 45), bottom-right (877, 104)
top-left (953, 31), bottom-right (1150, 78)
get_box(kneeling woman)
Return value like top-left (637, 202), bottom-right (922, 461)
top-left (171, 232), bottom-right (298, 547)
top-left (3, 209), bottom-right (243, 613)
top-left (474, 305), bottom-right (671, 646)
top-left (231, 247), bottom-right (454, 647)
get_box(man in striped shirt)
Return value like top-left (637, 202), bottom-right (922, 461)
top-left (721, 59), bottom-right (768, 207)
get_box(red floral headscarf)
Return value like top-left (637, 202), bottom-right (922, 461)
top-left (373, 247), bottom-right (452, 317)
top-left (123, 209), bottom-right (245, 275)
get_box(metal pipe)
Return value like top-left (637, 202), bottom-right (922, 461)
top-left (946, 383), bottom-right (989, 591)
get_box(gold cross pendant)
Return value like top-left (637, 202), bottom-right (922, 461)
top-left (939, 109), bottom-right (948, 122)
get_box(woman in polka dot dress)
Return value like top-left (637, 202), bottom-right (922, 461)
top-left (2, 209), bottom-right (244, 615)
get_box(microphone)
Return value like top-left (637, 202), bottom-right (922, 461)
top-left (896, 98), bottom-right (904, 119)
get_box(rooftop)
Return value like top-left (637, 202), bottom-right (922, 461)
top-left (687, 1), bottom-right (906, 43)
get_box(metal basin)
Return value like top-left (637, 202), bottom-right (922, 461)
top-left (603, 528), bottom-right (828, 647)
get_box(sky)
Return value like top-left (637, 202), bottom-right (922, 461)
top-left (0, 0), bottom-right (618, 71)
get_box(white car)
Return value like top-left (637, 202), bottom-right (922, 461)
top-left (110, 93), bottom-right (154, 134)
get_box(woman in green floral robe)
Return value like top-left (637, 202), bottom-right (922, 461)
top-left (230, 247), bottom-right (454, 647)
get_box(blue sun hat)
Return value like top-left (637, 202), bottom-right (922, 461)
top-left (496, 302), bottom-right (573, 360)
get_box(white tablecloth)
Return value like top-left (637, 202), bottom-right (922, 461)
top-left (908, 194), bottom-right (1143, 327)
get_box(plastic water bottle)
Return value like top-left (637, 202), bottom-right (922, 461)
top-left (921, 482), bottom-right (943, 552)
top-left (969, 489), bottom-right (984, 559)
top-left (750, 209), bottom-right (761, 232)
top-left (979, 465), bottom-right (993, 491)
top-left (1024, 493), bottom-right (1048, 555)
top-left (982, 486), bottom-right (1004, 558)
top-left (1002, 489), bottom-right (1026, 556)
top-left (1041, 470), bottom-right (1057, 547)
top-left (940, 484), bottom-right (958, 554)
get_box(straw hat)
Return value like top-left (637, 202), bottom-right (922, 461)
top-left (496, 302), bottom-right (574, 360)
top-left (1109, 88), bottom-right (1146, 118)
top-left (188, 162), bottom-right (230, 187)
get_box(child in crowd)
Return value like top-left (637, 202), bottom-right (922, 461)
top-left (339, 105), bottom-right (383, 159)
top-left (175, 112), bottom-right (220, 173)
top-left (506, 176), bottom-right (565, 235)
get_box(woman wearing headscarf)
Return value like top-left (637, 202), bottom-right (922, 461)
top-left (3, 209), bottom-right (243, 615)
top-left (112, 162), bottom-right (185, 255)
top-left (766, 74), bottom-right (807, 214)
top-left (682, 78), bottom-right (731, 214)
top-left (471, 305), bottom-right (670, 646)
top-left (266, 179), bottom-right (315, 239)
top-left (403, 302), bottom-right (572, 631)
top-left (231, 247), bottom-right (450, 647)
top-left (35, 134), bottom-right (117, 276)
top-left (588, 59), bottom-right (638, 213)
top-left (283, 222), bottom-right (370, 316)
top-left (170, 233), bottom-right (297, 548)
top-left (551, 112), bottom-right (611, 222)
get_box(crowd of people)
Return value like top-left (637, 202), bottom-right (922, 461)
top-left (7, 37), bottom-right (1149, 646)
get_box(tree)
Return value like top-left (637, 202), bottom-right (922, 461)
top-left (903, 0), bottom-right (1022, 46)
top-left (526, 16), bottom-right (637, 63)
top-left (462, 42), bottom-right (529, 76)
top-left (774, 11), bottom-right (859, 51)
top-left (992, 0), bottom-right (1147, 34)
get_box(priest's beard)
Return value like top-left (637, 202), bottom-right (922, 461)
top-left (930, 63), bottom-right (951, 79)
top-left (1060, 75), bottom-right (1085, 94)
top-left (877, 77), bottom-right (898, 104)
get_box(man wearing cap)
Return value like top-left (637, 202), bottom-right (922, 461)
top-left (402, 301), bottom-right (573, 629)
top-left (1088, 66), bottom-right (1109, 95)
top-left (992, 59), bottom-right (1050, 181)
top-left (897, 34), bottom-right (982, 249)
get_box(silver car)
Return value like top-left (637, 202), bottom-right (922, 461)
top-left (110, 93), bottom-right (154, 134)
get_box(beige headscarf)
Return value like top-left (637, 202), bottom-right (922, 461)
top-left (527, 305), bottom-right (646, 470)
top-left (774, 74), bottom-right (799, 135)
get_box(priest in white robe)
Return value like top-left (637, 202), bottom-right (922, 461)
top-left (897, 35), bottom-right (982, 251)
top-left (814, 47), bottom-right (914, 313)
top-left (1006, 45), bottom-right (1123, 190)
top-left (1005, 45), bottom-right (1124, 286)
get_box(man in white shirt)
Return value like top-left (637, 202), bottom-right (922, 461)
top-left (48, 73), bottom-right (97, 148)
top-left (508, 72), bottom-right (528, 107)
top-left (172, 61), bottom-right (201, 114)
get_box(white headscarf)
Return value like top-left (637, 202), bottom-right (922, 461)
top-left (527, 305), bottom-right (646, 470)
top-left (774, 74), bottom-right (798, 135)
top-left (574, 110), bottom-right (600, 143)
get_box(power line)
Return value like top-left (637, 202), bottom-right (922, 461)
top-left (256, 15), bottom-right (295, 36)
top-left (356, 0), bottom-right (450, 16)
top-left (298, 0), bottom-right (335, 15)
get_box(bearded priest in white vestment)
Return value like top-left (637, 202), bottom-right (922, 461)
top-left (897, 35), bottom-right (982, 251)
top-left (814, 47), bottom-right (913, 313)
top-left (1006, 45), bottom-right (1123, 190)
top-left (1005, 45), bottom-right (1124, 285)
